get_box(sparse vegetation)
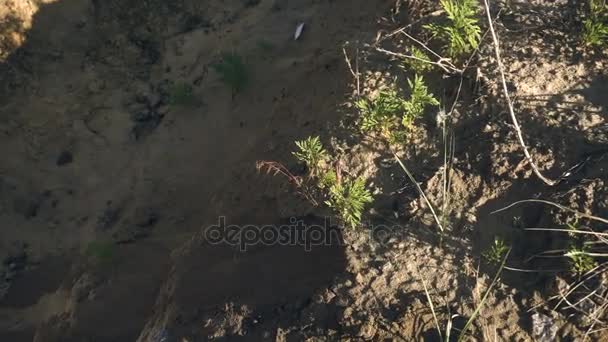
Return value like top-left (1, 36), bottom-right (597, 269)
top-left (356, 74), bottom-right (439, 141)
top-left (7, 0), bottom-right (604, 339)
top-left (425, 0), bottom-right (481, 58)
top-left (291, 136), bottom-right (372, 228)
top-left (212, 52), bottom-right (249, 95)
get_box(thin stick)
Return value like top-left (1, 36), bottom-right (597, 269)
top-left (524, 228), bottom-right (608, 237)
top-left (376, 47), bottom-right (461, 74)
top-left (393, 151), bottom-right (445, 232)
top-left (482, 0), bottom-right (558, 186)
top-left (399, 30), bottom-right (450, 64)
top-left (458, 248), bottom-right (511, 342)
top-left (417, 264), bottom-right (443, 341)
top-left (355, 47), bottom-right (361, 97)
top-left (491, 199), bottom-right (608, 225)
top-left (343, 46), bottom-right (360, 97)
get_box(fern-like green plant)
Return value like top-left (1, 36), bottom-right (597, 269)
top-left (402, 74), bottom-right (440, 127)
top-left (425, 0), bottom-right (481, 58)
top-left (583, 0), bottom-right (608, 46)
top-left (319, 169), bottom-right (338, 189)
top-left (583, 19), bottom-right (608, 46)
top-left (212, 52), bottom-right (249, 94)
top-left (356, 88), bottom-right (405, 134)
top-left (356, 75), bottom-right (438, 140)
top-left (292, 136), bottom-right (328, 177)
top-left (404, 46), bottom-right (433, 73)
top-left (326, 177), bottom-right (373, 228)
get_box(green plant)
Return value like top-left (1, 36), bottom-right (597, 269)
top-left (583, 0), bottom-right (608, 46)
top-left (483, 237), bottom-right (509, 265)
top-left (319, 169), bottom-right (338, 189)
top-left (326, 177), bottom-right (373, 228)
top-left (292, 136), bottom-right (328, 177)
top-left (583, 19), bottom-right (608, 46)
top-left (425, 0), bottom-right (481, 58)
top-left (169, 82), bottom-right (194, 106)
top-left (567, 246), bottom-right (597, 275)
top-left (356, 75), bottom-right (438, 139)
top-left (402, 74), bottom-right (440, 127)
top-left (357, 87), bottom-right (405, 134)
top-left (404, 46), bottom-right (433, 73)
top-left (212, 52), bottom-right (249, 94)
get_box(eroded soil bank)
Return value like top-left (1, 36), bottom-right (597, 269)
top-left (1, 0), bottom-right (607, 341)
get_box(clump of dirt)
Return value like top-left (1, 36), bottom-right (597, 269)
top-left (1, 0), bottom-right (608, 341)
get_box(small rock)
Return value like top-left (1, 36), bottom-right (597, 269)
top-left (532, 313), bottom-right (558, 342)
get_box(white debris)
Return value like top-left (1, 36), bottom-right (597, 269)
top-left (294, 22), bottom-right (305, 40)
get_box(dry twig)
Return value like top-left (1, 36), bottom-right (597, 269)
top-left (482, 0), bottom-right (558, 186)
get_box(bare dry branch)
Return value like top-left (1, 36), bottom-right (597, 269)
top-left (375, 47), bottom-right (461, 74)
top-left (482, 0), bottom-right (558, 186)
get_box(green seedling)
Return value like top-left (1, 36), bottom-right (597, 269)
top-left (402, 74), bottom-right (440, 127)
top-left (292, 136), bottom-right (328, 177)
top-left (326, 177), bottom-right (373, 229)
top-left (567, 246), bottom-right (597, 275)
top-left (483, 237), bottom-right (509, 265)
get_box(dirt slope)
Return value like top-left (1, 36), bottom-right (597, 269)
top-left (0, 0), bottom-right (390, 340)
top-left (1, 0), bottom-right (608, 341)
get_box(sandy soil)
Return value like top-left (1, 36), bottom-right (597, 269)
top-left (1, 0), bottom-right (607, 341)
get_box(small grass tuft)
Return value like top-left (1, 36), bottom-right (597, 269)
top-left (567, 246), bottom-right (597, 275)
top-left (483, 237), bottom-right (509, 265)
top-left (212, 52), bottom-right (249, 95)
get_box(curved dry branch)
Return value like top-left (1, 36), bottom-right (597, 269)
top-left (483, 0), bottom-right (558, 186)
